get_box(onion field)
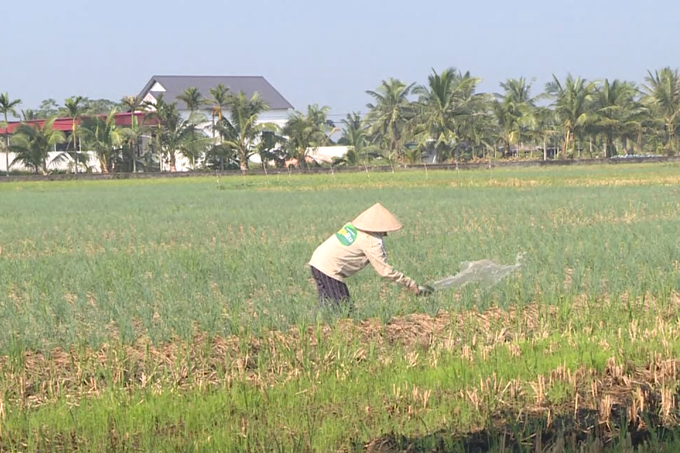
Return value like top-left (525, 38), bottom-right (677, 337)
top-left (1, 164), bottom-right (680, 452)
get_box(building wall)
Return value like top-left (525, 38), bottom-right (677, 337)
top-left (0, 151), bottom-right (102, 173)
top-left (251, 146), bottom-right (349, 166)
top-left (177, 108), bottom-right (291, 133)
top-left (257, 109), bottom-right (291, 129)
top-left (0, 146), bottom-right (350, 173)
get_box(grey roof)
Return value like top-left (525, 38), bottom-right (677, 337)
top-left (138, 75), bottom-right (294, 110)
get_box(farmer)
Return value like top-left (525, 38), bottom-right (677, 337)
top-left (308, 203), bottom-right (432, 307)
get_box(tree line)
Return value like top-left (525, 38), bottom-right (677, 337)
top-left (2, 66), bottom-right (680, 174)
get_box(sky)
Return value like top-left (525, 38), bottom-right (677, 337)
top-left (2, 0), bottom-right (680, 120)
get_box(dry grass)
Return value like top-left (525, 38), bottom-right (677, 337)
top-left (2, 295), bottom-right (679, 415)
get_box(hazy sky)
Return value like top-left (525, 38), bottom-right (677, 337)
top-left (2, 0), bottom-right (679, 120)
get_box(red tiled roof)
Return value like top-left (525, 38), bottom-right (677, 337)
top-left (0, 112), bottom-right (154, 135)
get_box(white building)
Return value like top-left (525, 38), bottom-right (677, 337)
top-left (136, 75), bottom-right (294, 171)
top-left (137, 75), bottom-right (294, 130)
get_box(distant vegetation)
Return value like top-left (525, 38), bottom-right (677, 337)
top-left (3, 66), bottom-right (680, 174)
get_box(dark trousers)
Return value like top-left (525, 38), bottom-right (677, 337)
top-left (310, 266), bottom-right (350, 308)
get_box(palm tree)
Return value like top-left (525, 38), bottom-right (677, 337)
top-left (209, 84), bottom-right (230, 130)
top-left (9, 118), bottom-right (65, 174)
top-left (499, 77), bottom-right (537, 105)
top-left (255, 129), bottom-right (286, 169)
top-left (80, 109), bottom-right (125, 173)
top-left (492, 101), bottom-right (522, 157)
top-left (121, 95), bottom-right (145, 172)
top-left (177, 87), bottom-right (205, 117)
top-left (533, 107), bottom-right (558, 160)
top-left (208, 84), bottom-right (230, 170)
top-left (178, 87), bottom-right (208, 168)
top-left (305, 104), bottom-right (336, 151)
top-left (21, 109), bottom-right (38, 121)
top-left (282, 105), bottom-right (333, 169)
top-left (180, 127), bottom-right (212, 170)
top-left (492, 78), bottom-right (537, 158)
top-left (412, 68), bottom-right (460, 163)
top-left (593, 79), bottom-right (643, 157)
top-left (332, 147), bottom-right (362, 167)
top-left (337, 112), bottom-right (380, 164)
top-left (0, 93), bottom-right (21, 176)
top-left (412, 68), bottom-right (485, 163)
top-left (365, 78), bottom-right (415, 165)
top-left (282, 113), bottom-right (314, 168)
top-left (157, 103), bottom-right (203, 171)
top-left (143, 94), bottom-right (172, 171)
top-left (545, 74), bottom-right (598, 158)
top-left (215, 91), bottom-right (271, 173)
top-left (465, 111), bottom-right (497, 160)
top-left (642, 67), bottom-right (680, 155)
top-left (119, 126), bottom-right (147, 172)
top-left (64, 96), bottom-right (88, 173)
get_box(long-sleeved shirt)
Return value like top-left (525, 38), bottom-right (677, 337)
top-left (308, 223), bottom-right (416, 288)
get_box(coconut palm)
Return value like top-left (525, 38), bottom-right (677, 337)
top-left (545, 74), bottom-right (598, 158)
top-left (305, 104), bottom-right (335, 147)
top-left (282, 105), bottom-right (334, 169)
top-left (121, 95), bottom-right (143, 113)
top-left (209, 84), bottom-right (230, 129)
top-left (214, 91), bottom-right (271, 173)
top-left (412, 68), bottom-right (461, 163)
top-left (365, 78), bottom-right (415, 164)
top-left (642, 67), bottom-right (680, 155)
top-left (177, 87), bottom-right (209, 167)
top-left (142, 94), bottom-right (174, 171)
top-left (412, 68), bottom-right (485, 163)
top-left (492, 78), bottom-right (537, 158)
top-left (208, 84), bottom-right (231, 169)
top-left (282, 112), bottom-right (316, 168)
top-left (177, 87), bottom-right (205, 117)
top-left (63, 96), bottom-right (88, 172)
top-left (499, 77), bottom-right (537, 106)
top-left (492, 101), bottom-right (523, 157)
top-left (337, 112), bottom-right (380, 164)
top-left (119, 126), bottom-right (148, 172)
top-left (254, 129), bottom-right (287, 169)
top-left (464, 110), bottom-right (497, 160)
top-left (0, 93), bottom-right (21, 176)
top-left (80, 109), bottom-right (125, 173)
top-left (592, 79), bottom-right (644, 157)
top-left (444, 72), bottom-right (491, 161)
top-left (180, 127), bottom-right (212, 170)
top-left (157, 103), bottom-right (205, 171)
top-left (9, 118), bottom-right (65, 174)
top-left (533, 107), bottom-right (559, 160)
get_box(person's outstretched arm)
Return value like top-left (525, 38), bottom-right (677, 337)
top-left (364, 234), bottom-right (417, 291)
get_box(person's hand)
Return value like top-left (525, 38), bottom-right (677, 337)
top-left (416, 284), bottom-right (434, 297)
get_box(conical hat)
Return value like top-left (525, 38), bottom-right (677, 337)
top-left (352, 203), bottom-right (403, 233)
